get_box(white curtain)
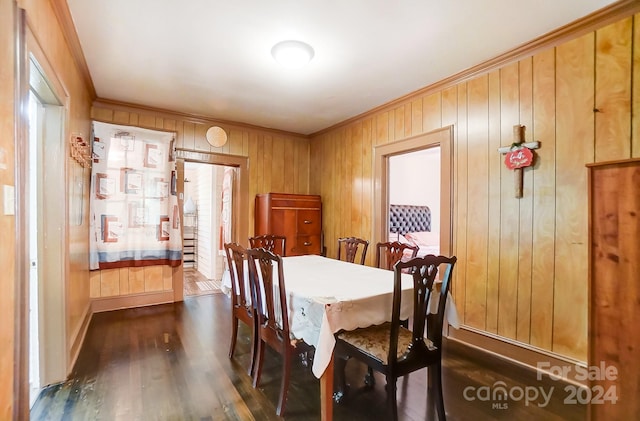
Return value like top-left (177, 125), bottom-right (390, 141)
top-left (89, 121), bottom-right (182, 270)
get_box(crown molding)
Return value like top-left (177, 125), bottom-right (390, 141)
top-left (49, 0), bottom-right (96, 99)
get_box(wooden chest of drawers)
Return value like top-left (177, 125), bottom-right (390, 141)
top-left (254, 193), bottom-right (322, 256)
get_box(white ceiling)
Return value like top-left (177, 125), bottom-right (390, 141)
top-left (67, 0), bottom-right (617, 135)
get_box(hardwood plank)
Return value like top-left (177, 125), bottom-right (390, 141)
top-left (530, 48), bottom-right (557, 350)
top-left (486, 69), bottom-right (502, 334)
top-left (594, 17), bottom-right (633, 161)
top-left (411, 97), bottom-right (423, 136)
top-left (350, 123), bottom-right (364, 239)
top-left (497, 62), bottom-right (520, 340)
top-left (422, 91), bottom-right (442, 133)
top-left (516, 57), bottom-right (534, 344)
top-left (464, 75), bottom-right (489, 330)
top-left (554, 33), bottom-right (593, 360)
top-left (454, 82), bottom-right (469, 324)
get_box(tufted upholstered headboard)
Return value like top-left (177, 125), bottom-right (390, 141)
top-left (389, 204), bottom-right (431, 235)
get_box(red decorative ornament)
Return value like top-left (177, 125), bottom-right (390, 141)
top-left (505, 147), bottom-right (534, 170)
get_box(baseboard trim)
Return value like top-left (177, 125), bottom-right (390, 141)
top-left (448, 326), bottom-right (588, 387)
top-left (91, 290), bottom-right (175, 313)
top-left (68, 303), bottom-right (92, 375)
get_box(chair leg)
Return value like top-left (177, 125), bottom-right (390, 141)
top-left (228, 316), bottom-right (239, 359)
top-left (248, 319), bottom-right (258, 377)
top-left (252, 338), bottom-right (265, 388)
top-left (364, 366), bottom-right (376, 388)
top-left (276, 348), bottom-right (292, 416)
top-left (386, 377), bottom-right (398, 421)
top-left (433, 363), bottom-right (446, 421)
top-left (333, 355), bottom-right (349, 403)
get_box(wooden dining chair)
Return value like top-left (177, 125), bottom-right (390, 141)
top-left (375, 240), bottom-right (419, 270)
top-left (246, 247), bottom-right (310, 417)
top-left (337, 237), bottom-right (369, 265)
top-left (249, 234), bottom-right (287, 256)
top-left (224, 242), bottom-right (258, 376)
top-left (334, 254), bottom-right (457, 421)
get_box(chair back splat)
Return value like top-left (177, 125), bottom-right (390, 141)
top-left (249, 234), bottom-right (287, 256)
top-left (334, 254), bottom-right (457, 421)
top-left (337, 237), bottom-right (369, 265)
top-left (375, 241), bottom-right (419, 270)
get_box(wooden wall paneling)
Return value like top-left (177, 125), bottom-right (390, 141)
top-left (174, 120), bottom-right (184, 149)
top-left (351, 123), bottom-right (364, 242)
top-left (464, 75), bottom-right (490, 330)
top-left (1, 3), bottom-right (17, 414)
top-left (517, 58), bottom-right (535, 343)
top-left (162, 265), bottom-right (173, 290)
top-left (129, 112), bottom-right (139, 127)
top-left (440, 86), bottom-right (457, 302)
top-left (422, 92), bottom-right (442, 133)
top-left (163, 118), bottom-right (176, 132)
top-left (486, 69), bottom-right (502, 334)
top-left (262, 135), bottom-right (274, 194)
top-left (553, 33), bottom-right (594, 360)
top-left (411, 98), bottom-right (423, 136)
top-left (324, 133), bottom-right (336, 251)
top-left (144, 266), bottom-right (164, 292)
top-left (361, 118), bottom-right (374, 264)
top-left (375, 112), bottom-right (389, 145)
top-left (298, 136), bottom-right (310, 194)
top-left (89, 270), bottom-right (101, 298)
top-left (193, 122), bottom-right (211, 152)
top-left (530, 48), bottom-right (557, 350)
top-left (113, 110), bottom-right (130, 125)
top-left (100, 269), bottom-right (120, 297)
top-left (119, 267), bottom-right (130, 295)
top-left (92, 107), bottom-right (113, 122)
top-left (403, 103), bottom-right (412, 138)
top-left (634, 13), bottom-right (640, 158)
top-left (182, 121), bottom-right (196, 150)
top-left (253, 133), bottom-right (264, 201)
top-left (339, 129), bottom-right (350, 237)
top-left (455, 82), bottom-right (469, 324)
top-left (497, 62), bottom-right (520, 341)
top-left (129, 267), bottom-right (145, 294)
top-left (138, 113), bottom-right (155, 129)
top-left (283, 137), bottom-right (295, 193)
top-left (154, 116), bottom-right (164, 130)
top-left (595, 17), bottom-right (633, 161)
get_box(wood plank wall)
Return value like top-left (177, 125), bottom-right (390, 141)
top-left (89, 103), bottom-right (310, 299)
top-left (0, 2), bottom-right (17, 418)
top-left (310, 13), bottom-right (640, 362)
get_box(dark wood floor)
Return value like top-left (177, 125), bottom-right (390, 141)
top-left (31, 293), bottom-right (586, 420)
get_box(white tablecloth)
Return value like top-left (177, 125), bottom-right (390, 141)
top-left (221, 254), bottom-right (459, 377)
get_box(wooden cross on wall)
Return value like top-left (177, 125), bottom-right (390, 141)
top-left (498, 125), bottom-right (540, 198)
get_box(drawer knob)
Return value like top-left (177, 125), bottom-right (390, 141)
top-left (304, 242), bottom-right (312, 246)
top-left (303, 220), bottom-right (312, 224)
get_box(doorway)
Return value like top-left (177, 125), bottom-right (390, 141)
top-left (373, 126), bottom-right (453, 256)
top-left (26, 56), bottom-right (67, 405)
top-left (182, 161), bottom-right (235, 297)
top-left (388, 147), bottom-right (442, 255)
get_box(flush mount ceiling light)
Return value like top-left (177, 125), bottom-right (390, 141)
top-left (271, 40), bottom-right (314, 69)
top-left (206, 126), bottom-right (228, 147)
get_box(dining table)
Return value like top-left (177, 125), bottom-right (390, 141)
top-left (221, 254), bottom-right (459, 421)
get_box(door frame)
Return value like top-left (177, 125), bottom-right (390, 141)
top-left (372, 126), bottom-right (454, 256)
top-left (174, 149), bottom-right (248, 301)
